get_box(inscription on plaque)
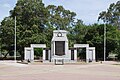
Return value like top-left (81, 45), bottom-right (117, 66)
top-left (55, 41), bottom-right (65, 56)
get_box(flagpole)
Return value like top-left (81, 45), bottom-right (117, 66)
top-left (14, 16), bottom-right (16, 62)
top-left (104, 22), bottom-right (106, 61)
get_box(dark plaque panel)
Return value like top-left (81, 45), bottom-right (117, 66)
top-left (46, 50), bottom-right (48, 60)
top-left (71, 50), bottom-right (74, 60)
top-left (55, 41), bottom-right (65, 56)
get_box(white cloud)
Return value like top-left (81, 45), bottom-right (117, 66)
top-left (0, 0), bottom-right (17, 22)
top-left (2, 3), bottom-right (11, 8)
top-left (43, 0), bottom-right (118, 24)
top-left (0, 0), bottom-right (118, 24)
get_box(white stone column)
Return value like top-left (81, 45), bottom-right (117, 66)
top-left (43, 50), bottom-right (46, 61)
top-left (24, 47), bottom-right (30, 60)
top-left (50, 42), bottom-right (54, 62)
top-left (53, 41), bottom-right (55, 56)
top-left (49, 50), bottom-right (51, 61)
top-left (69, 50), bottom-right (71, 59)
top-left (74, 49), bottom-right (77, 62)
top-left (88, 47), bottom-right (96, 62)
top-left (65, 41), bottom-right (69, 61)
top-left (93, 49), bottom-right (96, 62)
top-left (86, 48), bottom-right (89, 63)
top-left (51, 42), bottom-right (53, 56)
top-left (30, 47), bottom-right (34, 61)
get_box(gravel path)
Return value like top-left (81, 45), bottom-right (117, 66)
top-left (0, 61), bottom-right (120, 80)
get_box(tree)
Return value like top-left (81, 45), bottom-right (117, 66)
top-left (34, 48), bottom-right (43, 58)
top-left (1, 17), bottom-right (15, 58)
top-left (112, 29), bottom-right (120, 60)
top-left (67, 19), bottom-right (87, 47)
top-left (98, 1), bottom-right (120, 60)
top-left (0, 0), bottom-right (77, 60)
top-left (73, 20), bottom-right (88, 44)
top-left (98, 1), bottom-right (120, 29)
top-left (46, 5), bottom-right (76, 30)
top-left (82, 24), bottom-right (120, 61)
top-left (1, 0), bottom-right (49, 60)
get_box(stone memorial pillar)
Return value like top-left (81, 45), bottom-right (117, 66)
top-left (51, 30), bottom-right (69, 62)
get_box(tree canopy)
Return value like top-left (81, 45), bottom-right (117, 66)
top-left (98, 1), bottom-right (120, 29)
top-left (0, 0), bottom-right (77, 59)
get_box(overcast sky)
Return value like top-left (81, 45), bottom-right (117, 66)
top-left (0, 0), bottom-right (118, 24)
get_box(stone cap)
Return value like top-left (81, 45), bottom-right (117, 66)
top-left (52, 30), bottom-right (68, 41)
top-left (53, 30), bottom-right (67, 33)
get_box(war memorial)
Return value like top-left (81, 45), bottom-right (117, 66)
top-left (24, 30), bottom-right (95, 64)
top-left (0, 30), bottom-right (120, 80)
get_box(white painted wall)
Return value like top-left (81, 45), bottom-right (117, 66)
top-left (74, 50), bottom-right (77, 61)
top-left (31, 44), bottom-right (46, 48)
top-left (88, 47), bottom-right (96, 62)
top-left (88, 50), bottom-right (93, 60)
top-left (24, 47), bottom-right (33, 61)
top-left (74, 44), bottom-right (89, 48)
top-left (43, 50), bottom-right (46, 61)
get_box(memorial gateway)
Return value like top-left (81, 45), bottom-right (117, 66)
top-left (24, 30), bottom-right (96, 63)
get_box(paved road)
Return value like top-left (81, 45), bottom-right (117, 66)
top-left (0, 61), bottom-right (120, 80)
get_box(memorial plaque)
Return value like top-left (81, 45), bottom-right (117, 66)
top-left (55, 41), bottom-right (65, 56)
top-left (54, 59), bottom-right (64, 65)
